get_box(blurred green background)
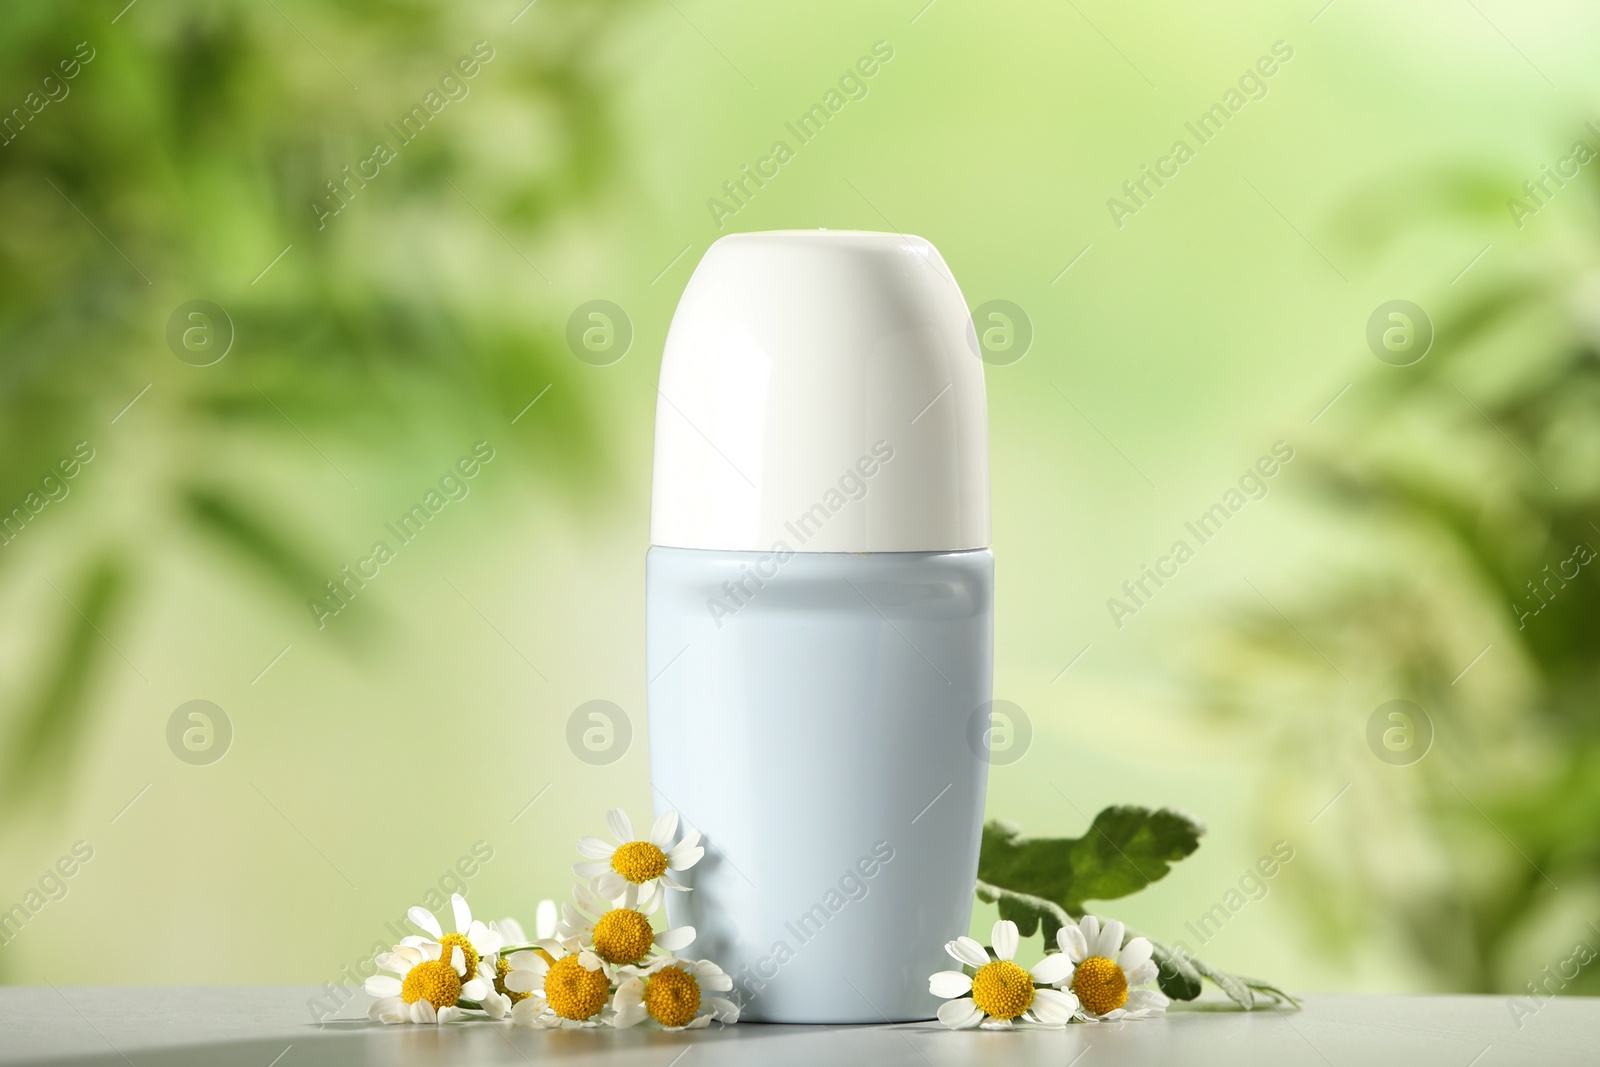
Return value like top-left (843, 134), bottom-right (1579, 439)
top-left (2, 0), bottom-right (1598, 1005)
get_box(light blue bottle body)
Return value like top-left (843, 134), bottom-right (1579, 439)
top-left (647, 546), bottom-right (993, 1023)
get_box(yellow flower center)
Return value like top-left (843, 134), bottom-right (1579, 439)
top-left (643, 965), bottom-right (702, 1028)
top-left (437, 933), bottom-right (480, 980)
top-left (1071, 956), bottom-right (1128, 1016)
top-left (592, 908), bottom-right (656, 965)
top-left (494, 956), bottom-right (532, 1004)
top-left (969, 959), bottom-right (1034, 1020)
top-left (400, 959), bottom-right (463, 1009)
top-left (611, 841), bottom-right (669, 883)
top-left (543, 955), bottom-right (611, 1020)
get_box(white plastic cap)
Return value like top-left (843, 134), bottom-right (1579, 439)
top-left (650, 230), bottom-right (989, 553)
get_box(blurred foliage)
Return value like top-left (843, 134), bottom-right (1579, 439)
top-left (0, 1), bottom-right (639, 815)
top-left (1191, 144), bottom-right (1600, 994)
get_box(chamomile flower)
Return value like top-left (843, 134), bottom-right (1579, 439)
top-left (365, 942), bottom-right (489, 1025)
top-left (486, 900), bottom-right (559, 1016)
top-left (1053, 915), bottom-right (1169, 1021)
top-left (574, 809), bottom-right (703, 899)
top-left (611, 957), bottom-right (739, 1030)
top-left (559, 882), bottom-right (696, 966)
top-left (929, 919), bottom-right (1081, 1029)
top-left (403, 893), bottom-right (504, 989)
top-left (505, 941), bottom-right (613, 1028)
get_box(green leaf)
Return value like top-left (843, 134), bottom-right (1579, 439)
top-left (1150, 939), bottom-right (1204, 1001)
top-left (978, 806), bottom-right (1205, 914)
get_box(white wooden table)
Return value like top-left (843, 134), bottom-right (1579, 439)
top-left (0, 988), bottom-right (1592, 1065)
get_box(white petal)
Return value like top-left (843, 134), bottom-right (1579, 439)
top-left (658, 872), bottom-right (689, 891)
top-left (481, 991), bottom-right (509, 1019)
top-left (689, 958), bottom-right (725, 980)
top-left (408, 906), bottom-right (442, 939)
top-left (634, 882), bottom-right (662, 915)
top-left (1029, 953), bottom-right (1074, 985)
top-left (979, 1017), bottom-right (1014, 1030)
top-left (470, 921), bottom-right (503, 956)
top-left (495, 917), bottom-right (527, 944)
top-left (992, 919), bottom-right (1020, 962)
top-left (1079, 914), bottom-right (1100, 952)
top-left (698, 970), bottom-right (733, 993)
top-left (410, 1000), bottom-right (438, 1024)
top-left (573, 860), bottom-right (612, 879)
top-left (655, 925), bottom-right (696, 951)
top-left (510, 999), bottom-right (544, 1027)
top-left (1127, 961), bottom-right (1159, 987)
top-left (508, 950), bottom-right (550, 976)
top-left (535, 899), bottom-right (558, 941)
top-left (462, 978), bottom-right (488, 1000)
top-left (1128, 988), bottom-right (1170, 1013)
top-left (374, 953), bottom-right (410, 976)
top-left (437, 1005), bottom-right (461, 1024)
top-left (667, 843), bottom-right (705, 871)
top-left (606, 808), bottom-right (634, 844)
top-left (505, 970), bottom-right (540, 994)
top-left (578, 951), bottom-right (603, 971)
top-left (1096, 919), bottom-right (1125, 960)
top-left (612, 1004), bottom-right (647, 1028)
top-left (936, 997), bottom-right (984, 1029)
top-left (421, 942), bottom-right (442, 961)
top-left (649, 810), bottom-right (679, 848)
top-left (707, 997), bottom-right (740, 1023)
top-left (946, 936), bottom-right (990, 969)
top-left (1030, 988), bottom-right (1080, 1025)
top-left (580, 881), bottom-right (614, 914)
top-left (684, 1015), bottom-right (711, 1029)
top-left (365, 975), bottom-right (402, 997)
top-left (1118, 936), bottom-right (1153, 972)
top-left (1057, 922), bottom-right (1088, 963)
top-left (451, 893), bottom-right (472, 934)
top-left (448, 945), bottom-right (465, 975)
top-left (595, 871), bottom-right (626, 899)
top-left (928, 970), bottom-right (973, 998)
top-left (368, 997), bottom-right (400, 1022)
top-left (577, 836), bottom-right (616, 859)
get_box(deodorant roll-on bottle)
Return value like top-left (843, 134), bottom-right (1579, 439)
top-left (647, 230), bottom-right (992, 1023)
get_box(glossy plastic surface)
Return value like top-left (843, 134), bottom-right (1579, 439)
top-left (651, 230), bottom-right (989, 553)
